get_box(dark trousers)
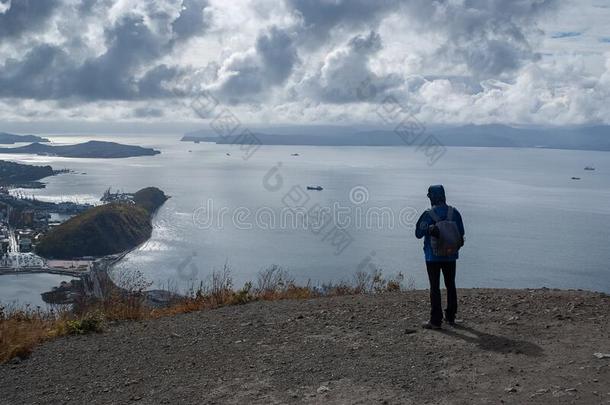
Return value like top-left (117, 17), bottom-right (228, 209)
top-left (426, 261), bottom-right (457, 325)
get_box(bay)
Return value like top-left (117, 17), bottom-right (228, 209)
top-left (1, 133), bottom-right (609, 306)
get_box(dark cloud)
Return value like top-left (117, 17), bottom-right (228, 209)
top-left (213, 26), bottom-right (298, 102)
top-left (255, 26), bottom-right (299, 85)
top-left (551, 31), bottom-right (582, 39)
top-left (77, 0), bottom-right (99, 15)
top-left (0, 0), bottom-right (572, 118)
top-left (417, 0), bottom-right (560, 76)
top-left (172, 0), bottom-right (210, 40)
top-left (133, 106), bottom-right (164, 118)
top-left (0, 10), bottom-right (195, 100)
top-left (137, 65), bottom-right (180, 98)
top-left (300, 31), bottom-right (401, 103)
top-left (0, 44), bottom-right (71, 99)
top-left (286, 0), bottom-right (398, 47)
top-left (0, 0), bottom-right (60, 39)
top-left (347, 30), bottom-right (382, 54)
top-left (287, 0), bottom-right (558, 76)
top-left (438, 38), bottom-right (529, 77)
top-left (71, 15), bottom-right (167, 100)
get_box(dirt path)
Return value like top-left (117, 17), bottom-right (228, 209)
top-left (1, 289), bottom-right (609, 404)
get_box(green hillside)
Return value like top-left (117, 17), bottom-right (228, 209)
top-left (36, 187), bottom-right (167, 259)
top-left (0, 160), bottom-right (54, 185)
top-left (133, 187), bottom-right (168, 214)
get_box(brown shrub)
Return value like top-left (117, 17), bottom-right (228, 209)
top-left (1, 267), bottom-right (414, 363)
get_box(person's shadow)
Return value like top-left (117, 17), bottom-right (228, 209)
top-left (437, 324), bottom-right (544, 357)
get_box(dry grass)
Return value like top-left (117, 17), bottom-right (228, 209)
top-left (0, 266), bottom-right (411, 364)
top-left (0, 305), bottom-right (71, 363)
top-left (0, 314), bottom-right (51, 362)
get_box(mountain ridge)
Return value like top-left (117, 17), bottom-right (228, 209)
top-left (0, 132), bottom-right (49, 144)
top-left (0, 140), bottom-right (160, 158)
top-left (182, 124), bottom-right (610, 151)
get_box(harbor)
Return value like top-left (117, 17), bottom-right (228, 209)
top-left (0, 266), bottom-right (86, 278)
top-left (0, 185), bottom-right (100, 306)
top-left (0, 253), bottom-right (124, 307)
top-left (0, 184), bottom-right (170, 307)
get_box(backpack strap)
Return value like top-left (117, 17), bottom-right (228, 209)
top-left (429, 206), bottom-right (453, 222)
top-left (428, 208), bottom-right (440, 223)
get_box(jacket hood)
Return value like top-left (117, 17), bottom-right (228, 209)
top-left (427, 185), bottom-right (446, 206)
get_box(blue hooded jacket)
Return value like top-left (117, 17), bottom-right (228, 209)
top-left (415, 185), bottom-right (465, 262)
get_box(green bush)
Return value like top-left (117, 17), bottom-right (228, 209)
top-left (66, 313), bottom-right (104, 335)
top-left (230, 282), bottom-right (253, 305)
top-left (36, 203), bottom-right (151, 259)
top-left (133, 187), bottom-right (168, 213)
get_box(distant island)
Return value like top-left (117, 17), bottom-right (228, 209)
top-left (0, 132), bottom-right (49, 144)
top-left (0, 160), bottom-right (68, 188)
top-left (35, 187), bottom-right (168, 259)
top-left (0, 140), bottom-right (160, 158)
top-left (0, 160), bottom-right (54, 185)
top-left (182, 124), bottom-right (610, 151)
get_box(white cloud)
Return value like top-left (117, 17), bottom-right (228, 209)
top-left (0, 0), bottom-right (11, 15)
top-left (0, 0), bottom-right (608, 126)
top-left (208, 25), bottom-right (299, 103)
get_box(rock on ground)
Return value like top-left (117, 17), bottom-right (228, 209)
top-left (1, 289), bottom-right (609, 404)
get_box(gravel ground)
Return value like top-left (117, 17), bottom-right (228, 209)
top-left (1, 289), bottom-right (609, 404)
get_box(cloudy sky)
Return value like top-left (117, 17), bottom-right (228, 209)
top-left (1, 0), bottom-right (609, 129)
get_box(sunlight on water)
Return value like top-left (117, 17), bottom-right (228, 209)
top-left (1, 133), bottom-right (609, 305)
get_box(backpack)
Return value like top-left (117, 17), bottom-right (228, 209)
top-left (428, 206), bottom-right (463, 257)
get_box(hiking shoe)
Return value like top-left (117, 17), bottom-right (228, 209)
top-left (421, 322), bottom-right (442, 330)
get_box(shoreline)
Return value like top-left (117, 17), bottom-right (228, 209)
top-left (0, 189), bottom-right (167, 307)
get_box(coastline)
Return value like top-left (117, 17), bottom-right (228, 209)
top-left (38, 202), bottom-right (170, 306)
top-left (2, 141), bottom-right (607, 295)
top-left (0, 185), bottom-right (168, 307)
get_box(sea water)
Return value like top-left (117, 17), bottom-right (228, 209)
top-left (1, 133), bottom-right (609, 306)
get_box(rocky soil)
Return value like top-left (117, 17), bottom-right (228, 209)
top-left (1, 289), bottom-right (609, 404)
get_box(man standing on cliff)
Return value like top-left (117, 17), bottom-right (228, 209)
top-left (415, 185), bottom-right (465, 329)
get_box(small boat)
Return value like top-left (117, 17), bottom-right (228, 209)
top-left (584, 166), bottom-right (595, 171)
top-left (571, 177), bottom-right (581, 180)
top-left (291, 153), bottom-right (299, 156)
top-left (307, 185), bottom-right (323, 191)
top-left (226, 153), bottom-right (231, 156)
